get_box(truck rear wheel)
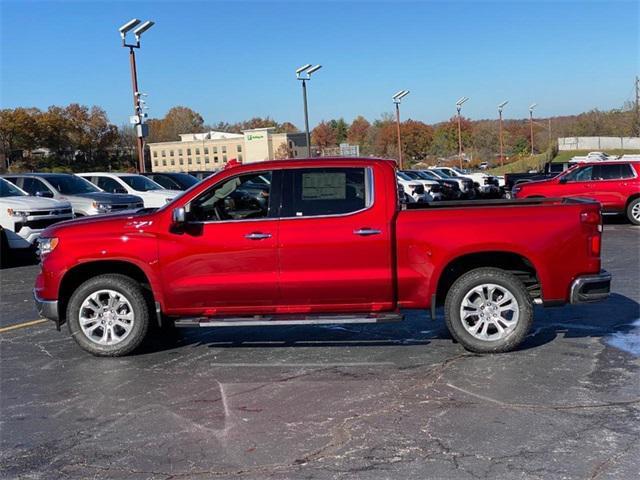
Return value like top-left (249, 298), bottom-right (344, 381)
top-left (444, 268), bottom-right (533, 353)
top-left (66, 274), bottom-right (150, 356)
top-left (626, 197), bottom-right (640, 225)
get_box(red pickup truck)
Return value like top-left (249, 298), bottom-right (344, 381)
top-left (34, 158), bottom-right (610, 356)
top-left (513, 160), bottom-right (640, 225)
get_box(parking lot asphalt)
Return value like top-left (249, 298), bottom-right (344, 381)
top-left (1, 222), bottom-right (639, 480)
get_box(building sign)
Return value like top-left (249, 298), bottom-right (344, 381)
top-left (246, 134), bottom-right (264, 141)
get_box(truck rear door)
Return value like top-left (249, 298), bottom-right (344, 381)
top-left (277, 166), bottom-right (394, 312)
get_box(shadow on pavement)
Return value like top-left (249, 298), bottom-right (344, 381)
top-left (137, 293), bottom-right (640, 356)
top-left (1, 247), bottom-right (39, 269)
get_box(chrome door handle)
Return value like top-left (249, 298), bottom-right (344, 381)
top-left (354, 228), bottom-right (381, 236)
top-left (245, 232), bottom-right (272, 240)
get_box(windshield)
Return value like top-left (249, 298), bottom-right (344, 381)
top-left (397, 172), bottom-right (413, 181)
top-left (0, 178), bottom-right (26, 197)
top-left (120, 175), bottom-right (164, 192)
top-left (47, 175), bottom-right (100, 194)
top-left (432, 169), bottom-right (452, 178)
top-left (416, 171), bottom-right (440, 181)
top-left (401, 171), bottom-right (420, 179)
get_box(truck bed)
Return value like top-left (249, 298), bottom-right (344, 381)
top-left (405, 197), bottom-right (591, 210)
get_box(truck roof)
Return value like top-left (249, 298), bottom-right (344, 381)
top-left (221, 157), bottom-right (398, 172)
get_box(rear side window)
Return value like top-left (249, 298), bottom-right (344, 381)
top-left (282, 168), bottom-right (369, 217)
top-left (150, 175), bottom-right (180, 190)
top-left (22, 178), bottom-right (50, 195)
top-left (593, 164), bottom-right (635, 180)
top-left (97, 176), bottom-right (127, 193)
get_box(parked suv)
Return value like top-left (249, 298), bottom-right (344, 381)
top-left (78, 173), bottom-right (180, 208)
top-left (3, 173), bottom-right (143, 216)
top-left (513, 161), bottom-right (640, 224)
top-left (0, 177), bottom-right (72, 253)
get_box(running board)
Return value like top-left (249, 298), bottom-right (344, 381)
top-left (174, 312), bottom-right (403, 328)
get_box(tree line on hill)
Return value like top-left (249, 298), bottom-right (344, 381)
top-left (1, 101), bottom-right (637, 172)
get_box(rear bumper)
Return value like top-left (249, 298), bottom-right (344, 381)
top-left (33, 290), bottom-right (59, 324)
top-left (570, 270), bottom-right (611, 304)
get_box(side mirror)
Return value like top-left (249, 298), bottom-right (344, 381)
top-left (35, 190), bottom-right (54, 198)
top-left (172, 207), bottom-right (186, 225)
top-left (559, 177), bottom-right (567, 184)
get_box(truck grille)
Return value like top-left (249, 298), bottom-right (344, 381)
top-left (411, 184), bottom-right (425, 194)
top-left (15, 216), bottom-right (73, 233)
top-left (111, 203), bottom-right (143, 211)
top-left (484, 177), bottom-right (499, 186)
top-left (29, 208), bottom-right (73, 217)
top-left (429, 184), bottom-right (442, 193)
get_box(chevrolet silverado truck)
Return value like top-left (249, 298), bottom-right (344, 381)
top-left (513, 160), bottom-right (640, 225)
top-left (34, 158), bottom-right (611, 357)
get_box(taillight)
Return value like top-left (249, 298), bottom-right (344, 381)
top-left (581, 209), bottom-right (601, 228)
top-left (581, 209), bottom-right (602, 256)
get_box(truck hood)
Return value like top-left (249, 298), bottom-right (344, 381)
top-left (41, 210), bottom-right (154, 238)
top-left (0, 196), bottom-right (71, 210)
top-left (64, 192), bottom-right (142, 204)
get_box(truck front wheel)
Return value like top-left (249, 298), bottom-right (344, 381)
top-left (66, 274), bottom-right (150, 356)
top-left (444, 268), bottom-right (533, 353)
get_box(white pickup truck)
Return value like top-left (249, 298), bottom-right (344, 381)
top-left (0, 178), bottom-right (73, 257)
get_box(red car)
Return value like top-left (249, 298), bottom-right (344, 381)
top-left (513, 160), bottom-right (640, 225)
top-left (34, 158), bottom-right (610, 356)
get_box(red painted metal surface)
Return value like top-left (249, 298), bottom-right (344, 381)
top-left (37, 158), bottom-right (604, 318)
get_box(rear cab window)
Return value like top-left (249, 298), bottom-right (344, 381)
top-left (281, 167), bottom-right (371, 217)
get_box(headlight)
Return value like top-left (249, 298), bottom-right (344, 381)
top-left (92, 201), bottom-right (111, 211)
top-left (38, 237), bottom-right (59, 258)
top-left (7, 208), bottom-right (29, 217)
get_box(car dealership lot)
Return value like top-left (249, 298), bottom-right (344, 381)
top-left (1, 222), bottom-right (638, 480)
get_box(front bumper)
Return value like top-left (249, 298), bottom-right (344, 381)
top-left (570, 270), bottom-right (611, 304)
top-left (34, 290), bottom-right (59, 325)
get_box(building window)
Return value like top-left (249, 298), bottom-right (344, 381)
top-left (223, 154), bottom-right (227, 162)
top-left (205, 156), bottom-right (210, 163)
top-left (196, 157), bottom-right (201, 164)
top-left (179, 158), bottom-right (184, 165)
top-left (179, 149), bottom-right (183, 155)
top-left (171, 159), bottom-right (175, 165)
top-left (195, 148), bottom-right (200, 155)
top-left (154, 159), bottom-right (158, 166)
top-left (222, 146), bottom-right (227, 153)
top-left (188, 158), bottom-right (192, 164)
top-left (187, 148), bottom-right (191, 155)
top-left (153, 151), bottom-right (158, 158)
top-left (161, 150), bottom-right (166, 157)
top-left (162, 159), bottom-right (167, 166)
top-left (204, 147), bottom-right (209, 154)
top-left (214, 156), bottom-right (219, 163)
top-left (213, 146), bottom-right (218, 154)
top-left (170, 150), bottom-right (174, 157)
top-left (238, 154), bottom-right (243, 162)
top-left (237, 145), bottom-right (242, 152)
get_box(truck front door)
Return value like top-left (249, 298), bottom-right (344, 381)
top-left (277, 167), bottom-right (394, 312)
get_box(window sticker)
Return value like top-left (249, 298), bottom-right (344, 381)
top-left (301, 173), bottom-right (346, 200)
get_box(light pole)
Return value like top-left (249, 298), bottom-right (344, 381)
top-left (119, 18), bottom-right (154, 173)
top-left (296, 64), bottom-right (322, 157)
top-left (497, 100), bottom-right (508, 166)
top-left (392, 90), bottom-right (409, 169)
top-left (529, 103), bottom-right (537, 156)
top-left (456, 96), bottom-right (469, 169)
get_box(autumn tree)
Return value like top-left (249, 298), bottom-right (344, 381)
top-left (0, 108), bottom-right (41, 168)
top-left (147, 106), bottom-right (205, 142)
top-left (312, 121), bottom-right (337, 149)
top-left (347, 116), bottom-right (371, 148)
top-left (329, 118), bottom-right (349, 144)
top-left (273, 142), bottom-right (291, 159)
top-left (400, 120), bottom-right (433, 165)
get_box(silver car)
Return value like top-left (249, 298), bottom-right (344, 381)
top-left (3, 173), bottom-right (143, 216)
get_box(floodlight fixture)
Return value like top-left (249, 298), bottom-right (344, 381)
top-left (456, 96), bottom-right (469, 106)
top-left (306, 64), bottom-right (322, 75)
top-left (119, 19), bottom-right (141, 38)
top-left (296, 64), bottom-right (312, 75)
top-left (529, 103), bottom-right (537, 111)
top-left (393, 90), bottom-right (409, 102)
top-left (133, 21), bottom-right (154, 40)
top-left (498, 100), bottom-right (509, 110)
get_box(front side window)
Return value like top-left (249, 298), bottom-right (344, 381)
top-left (187, 172), bottom-right (273, 222)
top-left (97, 176), bottom-right (126, 194)
top-left (120, 175), bottom-right (163, 192)
top-left (564, 166), bottom-right (593, 182)
top-left (0, 178), bottom-right (25, 197)
top-left (282, 168), bottom-right (368, 218)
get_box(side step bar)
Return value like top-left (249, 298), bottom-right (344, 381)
top-left (174, 312), bottom-right (403, 328)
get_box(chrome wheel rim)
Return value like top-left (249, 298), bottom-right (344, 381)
top-left (79, 289), bottom-right (134, 346)
top-left (632, 202), bottom-right (640, 221)
top-left (459, 283), bottom-right (519, 341)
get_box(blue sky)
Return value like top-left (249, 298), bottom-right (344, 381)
top-left (1, 0), bottom-right (638, 128)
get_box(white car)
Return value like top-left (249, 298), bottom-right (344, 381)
top-left (430, 166), bottom-right (500, 195)
top-left (0, 177), bottom-right (73, 250)
top-left (399, 171), bottom-right (443, 200)
top-left (78, 173), bottom-right (181, 208)
top-left (427, 168), bottom-right (475, 197)
top-left (396, 173), bottom-right (432, 203)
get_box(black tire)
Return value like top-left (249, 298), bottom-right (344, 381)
top-left (626, 197), bottom-right (640, 225)
top-left (66, 274), bottom-right (150, 357)
top-left (0, 228), bottom-right (9, 268)
top-left (444, 267), bottom-right (533, 353)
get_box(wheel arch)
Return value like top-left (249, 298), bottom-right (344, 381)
top-left (58, 260), bottom-right (160, 326)
top-left (625, 193), bottom-right (640, 207)
top-left (435, 251), bottom-right (542, 306)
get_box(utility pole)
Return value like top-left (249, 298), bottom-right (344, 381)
top-left (392, 90), bottom-right (410, 169)
top-left (296, 64), bottom-right (322, 158)
top-left (497, 101), bottom-right (508, 166)
top-left (529, 103), bottom-right (537, 156)
top-left (456, 97), bottom-right (469, 169)
top-left (635, 76), bottom-right (640, 136)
